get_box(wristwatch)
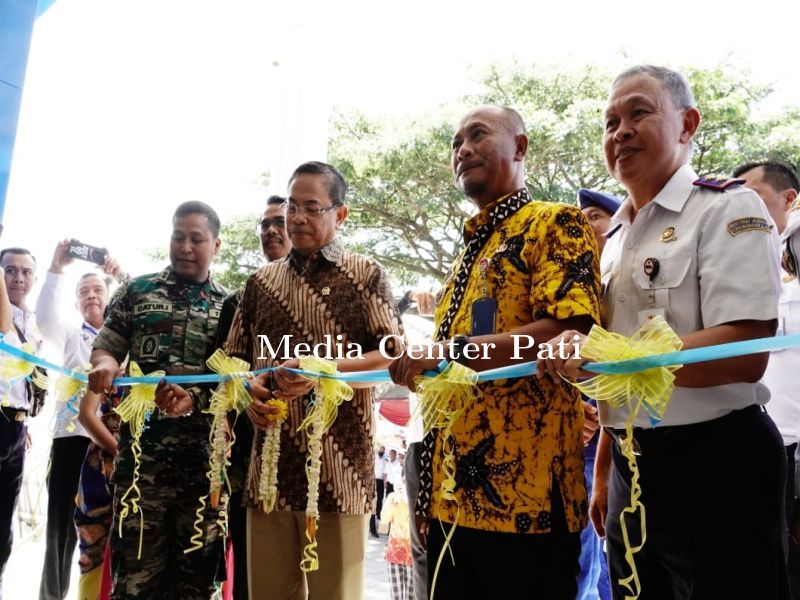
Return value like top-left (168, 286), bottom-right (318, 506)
top-left (450, 335), bottom-right (471, 366)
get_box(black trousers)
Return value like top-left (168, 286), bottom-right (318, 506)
top-left (405, 441), bottom-right (427, 600)
top-left (784, 444), bottom-right (800, 600)
top-left (606, 405), bottom-right (789, 600)
top-left (376, 478), bottom-right (385, 518)
top-left (426, 476), bottom-right (580, 599)
top-left (38, 435), bottom-right (90, 600)
top-left (370, 478), bottom-right (385, 535)
top-left (0, 417), bottom-right (26, 585)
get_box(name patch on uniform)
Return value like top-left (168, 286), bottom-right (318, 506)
top-left (134, 302), bottom-right (173, 315)
top-left (727, 217), bottom-right (772, 237)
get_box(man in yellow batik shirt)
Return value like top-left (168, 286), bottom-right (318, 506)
top-left (390, 105), bottom-right (601, 599)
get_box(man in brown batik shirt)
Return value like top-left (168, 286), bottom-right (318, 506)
top-left (225, 161), bottom-right (404, 600)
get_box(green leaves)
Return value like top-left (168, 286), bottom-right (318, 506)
top-left (212, 213), bottom-right (264, 290)
top-left (214, 63), bottom-right (800, 288)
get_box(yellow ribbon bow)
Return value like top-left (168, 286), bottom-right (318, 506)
top-left (573, 315), bottom-right (683, 600)
top-left (53, 367), bottom-right (89, 433)
top-left (184, 349), bottom-right (252, 555)
top-left (297, 356), bottom-right (354, 573)
top-left (113, 361), bottom-right (164, 560)
top-left (0, 342), bottom-right (39, 406)
top-left (204, 349), bottom-right (252, 508)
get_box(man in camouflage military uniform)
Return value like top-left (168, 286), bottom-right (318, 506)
top-left (89, 201), bottom-right (228, 600)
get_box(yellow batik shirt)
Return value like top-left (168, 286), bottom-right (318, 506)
top-left (429, 190), bottom-right (601, 534)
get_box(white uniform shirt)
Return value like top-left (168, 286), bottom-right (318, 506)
top-left (4, 305), bottom-right (42, 411)
top-left (762, 274), bottom-right (800, 446)
top-left (401, 314), bottom-right (434, 445)
top-left (600, 164), bottom-right (781, 428)
top-left (374, 454), bottom-right (387, 479)
top-left (386, 458), bottom-right (403, 486)
top-left (35, 271), bottom-right (98, 438)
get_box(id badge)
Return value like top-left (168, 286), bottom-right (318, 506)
top-left (471, 297), bottom-right (497, 335)
top-left (637, 307), bottom-right (666, 326)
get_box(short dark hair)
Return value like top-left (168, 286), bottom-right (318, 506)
top-left (613, 65), bottom-right (695, 110)
top-left (288, 161), bottom-right (347, 206)
top-left (267, 195), bottom-right (286, 206)
top-left (173, 201), bottom-right (221, 238)
top-left (733, 160), bottom-right (800, 193)
top-left (0, 247), bottom-right (36, 266)
top-left (76, 272), bottom-right (109, 294)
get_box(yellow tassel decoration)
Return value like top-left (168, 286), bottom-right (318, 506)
top-left (205, 349), bottom-right (252, 508)
top-left (113, 361), bottom-right (165, 560)
top-left (296, 356), bottom-right (354, 573)
top-left (53, 366), bottom-right (89, 433)
top-left (0, 342), bottom-right (38, 405)
top-left (573, 315), bottom-right (683, 600)
top-left (413, 361), bottom-right (480, 600)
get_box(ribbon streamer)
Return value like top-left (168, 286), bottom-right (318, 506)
top-left (573, 316), bottom-right (683, 600)
top-left (413, 361), bottom-right (480, 600)
top-left (296, 356), bottom-right (354, 573)
top-left (113, 361), bottom-right (164, 560)
top-left (204, 349), bottom-right (252, 508)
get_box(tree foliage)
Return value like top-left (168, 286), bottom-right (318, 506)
top-left (217, 62), bottom-right (800, 289)
top-left (213, 213), bottom-right (263, 290)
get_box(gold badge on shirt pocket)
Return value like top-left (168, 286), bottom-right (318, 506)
top-left (660, 227), bottom-right (677, 243)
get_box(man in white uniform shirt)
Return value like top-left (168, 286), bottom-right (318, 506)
top-left (36, 240), bottom-right (123, 600)
top-left (540, 65), bottom-right (788, 599)
top-left (385, 448), bottom-right (400, 496)
top-left (0, 247), bottom-right (43, 599)
top-left (371, 445), bottom-right (387, 538)
top-left (734, 160), bottom-right (800, 598)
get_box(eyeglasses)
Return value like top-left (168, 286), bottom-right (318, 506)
top-left (256, 217), bottom-right (286, 235)
top-left (286, 203), bottom-right (341, 218)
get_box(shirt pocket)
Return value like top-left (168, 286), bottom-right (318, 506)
top-left (632, 254), bottom-right (693, 309)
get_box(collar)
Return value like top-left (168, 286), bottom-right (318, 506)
top-left (288, 239), bottom-right (344, 272)
top-left (10, 303), bottom-right (30, 324)
top-left (463, 188), bottom-right (530, 243)
top-left (82, 322), bottom-right (99, 336)
top-left (649, 164), bottom-right (698, 213)
top-left (609, 164), bottom-right (698, 229)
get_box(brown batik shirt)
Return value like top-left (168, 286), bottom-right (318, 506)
top-left (225, 239), bottom-right (404, 514)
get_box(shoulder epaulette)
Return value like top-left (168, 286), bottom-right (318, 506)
top-left (693, 175), bottom-right (745, 191)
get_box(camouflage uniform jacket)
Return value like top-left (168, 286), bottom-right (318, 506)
top-left (93, 266), bottom-right (227, 485)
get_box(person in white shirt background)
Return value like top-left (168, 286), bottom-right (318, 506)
top-left (734, 160), bottom-right (800, 599)
top-left (371, 445), bottom-right (388, 538)
top-left (385, 449), bottom-right (401, 496)
top-left (35, 240), bottom-right (123, 600)
top-left (0, 246), bottom-right (43, 600)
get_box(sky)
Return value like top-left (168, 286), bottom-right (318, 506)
top-left (3, 0), bottom-right (800, 298)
